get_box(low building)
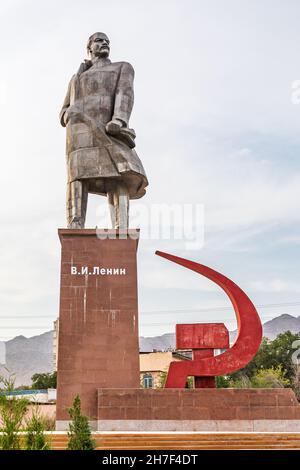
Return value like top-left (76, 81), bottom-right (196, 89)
top-left (139, 351), bottom-right (190, 388)
top-left (1, 388), bottom-right (57, 403)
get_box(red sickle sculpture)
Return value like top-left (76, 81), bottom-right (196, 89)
top-left (155, 251), bottom-right (263, 388)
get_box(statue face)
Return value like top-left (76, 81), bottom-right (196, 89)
top-left (89, 33), bottom-right (110, 59)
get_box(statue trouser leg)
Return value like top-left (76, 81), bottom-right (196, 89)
top-left (66, 180), bottom-right (88, 228)
top-left (107, 181), bottom-right (129, 230)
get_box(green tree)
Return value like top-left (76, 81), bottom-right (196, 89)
top-left (157, 371), bottom-right (167, 388)
top-left (0, 373), bottom-right (29, 450)
top-left (251, 366), bottom-right (290, 388)
top-left (229, 374), bottom-right (252, 389)
top-left (229, 366), bottom-right (289, 389)
top-left (67, 395), bottom-right (96, 450)
top-left (227, 331), bottom-right (300, 385)
top-left (216, 375), bottom-right (230, 388)
top-left (268, 331), bottom-right (300, 381)
top-left (25, 404), bottom-right (51, 450)
top-left (291, 365), bottom-right (300, 401)
top-left (31, 372), bottom-right (57, 390)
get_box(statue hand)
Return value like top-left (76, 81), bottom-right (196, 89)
top-left (63, 109), bottom-right (70, 126)
top-left (106, 119), bottom-right (124, 135)
top-left (64, 107), bottom-right (80, 126)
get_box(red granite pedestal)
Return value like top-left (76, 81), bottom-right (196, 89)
top-left (97, 388), bottom-right (300, 431)
top-left (56, 229), bottom-right (140, 430)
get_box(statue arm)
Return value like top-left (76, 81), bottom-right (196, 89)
top-left (59, 62), bottom-right (91, 127)
top-left (112, 62), bottom-right (135, 126)
top-left (59, 77), bottom-right (73, 127)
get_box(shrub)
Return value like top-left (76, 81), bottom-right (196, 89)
top-left (0, 373), bottom-right (29, 450)
top-left (251, 366), bottom-right (290, 388)
top-left (25, 404), bottom-right (51, 450)
top-left (67, 395), bottom-right (96, 450)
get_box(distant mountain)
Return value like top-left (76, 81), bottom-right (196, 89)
top-left (228, 314), bottom-right (300, 342)
top-left (0, 331), bottom-right (53, 387)
top-left (261, 313), bottom-right (300, 340)
top-left (139, 333), bottom-right (175, 352)
top-left (1, 314), bottom-right (300, 386)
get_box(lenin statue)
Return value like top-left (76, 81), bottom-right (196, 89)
top-left (59, 32), bottom-right (148, 229)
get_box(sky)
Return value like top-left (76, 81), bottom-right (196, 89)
top-left (0, 0), bottom-right (300, 341)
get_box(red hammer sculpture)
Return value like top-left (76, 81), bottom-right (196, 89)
top-left (174, 323), bottom-right (230, 388)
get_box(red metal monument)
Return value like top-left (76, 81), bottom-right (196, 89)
top-left (155, 250), bottom-right (263, 388)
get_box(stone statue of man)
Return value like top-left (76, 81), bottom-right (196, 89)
top-left (59, 32), bottom-right (148, 229)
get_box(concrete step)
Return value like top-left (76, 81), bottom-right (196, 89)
top-left (36, 433), bottom-right (300, 450)
top-left (48, 434), bottom-right (300, 439)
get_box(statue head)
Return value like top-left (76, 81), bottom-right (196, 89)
top-left (87, 32), bottom-right (110, 59)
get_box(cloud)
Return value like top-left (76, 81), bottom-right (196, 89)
top-left (275, 235), bottom-right (300, 245)
top-left (249, 279), bottom-right (300, 294)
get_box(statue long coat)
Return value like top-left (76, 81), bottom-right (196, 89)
top-left (59, 57), bottom-right (148, 199)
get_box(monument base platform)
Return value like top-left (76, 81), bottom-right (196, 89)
top-left (97, 388), bottom-right (300, 432)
